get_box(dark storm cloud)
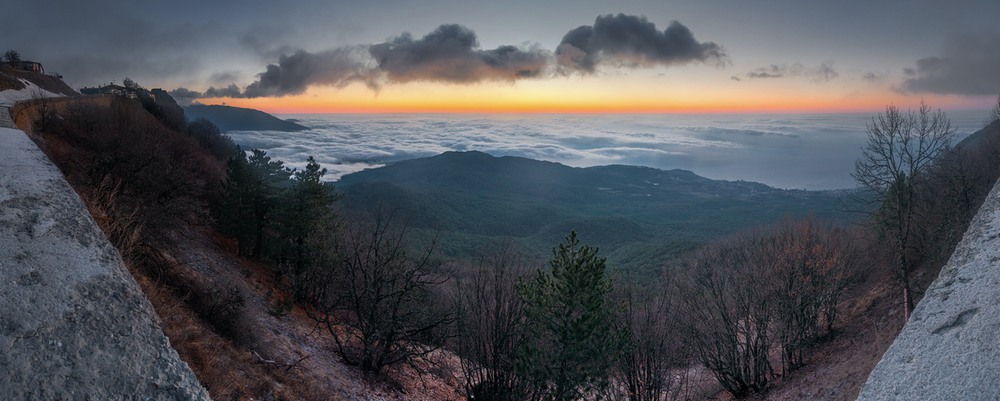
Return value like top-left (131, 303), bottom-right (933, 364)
top-left (234, 24), bottom-right (550, 97)
top-left (240, 32), bottom-right (299, 61)
top-left (900, 33), bottom-right (1000, 95)
top-left (555, 14), bottom-right (726, 73)
top-left (169, 87), bottom-right (202, 98)
top-left (369, 24), bottom-right (550, 83)
top-left (242, 47), bottom-right (374, 98)
top-left (0, 1), bottom-right (214, 86)
top-left (737, 62), bottom-right (839, 82)
top-left (205, 84), bottom-right (245, 98)
top-left (209, 71), bottom-right (243, 84)
top-left (166, 16), bottom-right (724, 99)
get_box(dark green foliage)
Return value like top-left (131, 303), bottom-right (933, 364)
top-left (215, 147), bottom-right (293, 256)
top-left (517, 232), bottom-right (626, 401)
top-left (215, 149), bottom-right (340, 298)
top-left (216, 146), bottom-right (256, 255)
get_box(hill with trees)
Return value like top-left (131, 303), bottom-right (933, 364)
top-left (336, 150), bottom-right (855, 271)
top-left (184, 104), bottom-right (307, 132)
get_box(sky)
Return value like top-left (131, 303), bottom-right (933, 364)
top-left (4, 0), bottom-right (1000, 113)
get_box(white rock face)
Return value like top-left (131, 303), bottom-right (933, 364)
top-left (0, 126), bottom-right (211, 400)
top-left (858, 179), bottom-right (1000, 400)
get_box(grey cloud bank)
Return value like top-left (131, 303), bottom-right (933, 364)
top-left (556, 14), bottom-right (726, 73)
top-left (170, 14), bottom-right (723, 98)
top-left (225, 111), bottom-right (988, 191)
top-left (902, 33), bottom-right (1000, 96)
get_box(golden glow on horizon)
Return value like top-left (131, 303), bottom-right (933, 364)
top-left (198, 78), bottom-right (985, 115)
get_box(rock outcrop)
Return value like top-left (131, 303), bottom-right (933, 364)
top-left (858, 179), bottom-right (1000, 400)
top-left (0, 124), bottom-right (210, 400)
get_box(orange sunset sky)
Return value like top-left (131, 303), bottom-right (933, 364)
top-left (6, 0), bottom-right (998, 114)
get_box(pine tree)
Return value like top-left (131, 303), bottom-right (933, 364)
top-left (216, 146), bottom-right (255, 255)
top-left (274, 156), bottom-right (339, 296)
top-left (215, 147), bottom-right (291, 257)
top-left (517, 231), bottom-right (626, 401)
top-left (246, 149), bottom-right (292, 257)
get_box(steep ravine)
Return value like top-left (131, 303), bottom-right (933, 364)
top-left (0, 118), bottom-right (210, 399)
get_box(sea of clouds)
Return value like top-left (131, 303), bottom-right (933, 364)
top-left (226, 111), bottom-right (989, 190)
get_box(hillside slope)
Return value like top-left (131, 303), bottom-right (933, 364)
top-left (10, 92), bottom-right (463, 401)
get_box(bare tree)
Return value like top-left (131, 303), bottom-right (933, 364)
top-left (453, 242), bottom-right (530, 401)
top-left (852, 102), bottom-right (954, 320)
top-left (607, 275), bottom-right (686, 401)
top-left (305, 210), bottom-right (453, 375)
top-left (769, 219), bottom-right (855, 373)
top-left (675, 233), bottom-right (773, 398)
top-left (2, 49), bottom-right (19, 64)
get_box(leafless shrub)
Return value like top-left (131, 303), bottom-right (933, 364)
top-left (452, 242), bottom-right (529, 401)
top-left (674, 233), bottom-right (773, 398)
top-left (305, 209), bottom-right (454, 375)
top-left (605, 275), bottom-right (687, 401)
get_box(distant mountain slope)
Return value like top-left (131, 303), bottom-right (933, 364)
top-left (184, 104), bottom-right (306, 132)
top-left (336, 151), bottom-right (854, 271)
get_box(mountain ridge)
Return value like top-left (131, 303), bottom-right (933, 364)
top-left (184, 104), bottom-right (306, 132)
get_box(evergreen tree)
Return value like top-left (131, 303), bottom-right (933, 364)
top-left (215, 147), bottom-right (291, 256)
top-left (216, 146), bottom-right (255, 255)
top-left (274, 156), bottom-right (339, 296)
top-left (517, 232), bottom-right (626, 401)
top-left (246, 149), bottom-right (292, 257)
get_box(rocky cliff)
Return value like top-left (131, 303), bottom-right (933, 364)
top-left (0, 117), bottom-right (210, 400)
top-left (858, 179), bottom-right (1000, 400)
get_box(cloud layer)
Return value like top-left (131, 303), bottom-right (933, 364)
top-left (556, 14), bottom-right (727, 73)
top-left (176, 14), bottom-right (722, 98)
top-left (224, 111), bottom-right (988, 190)
top-left (370, 24), bottom-right (550, 84)
top-left (220, 114), bottom-right (891, 190)
top-left (901, 33), bottom-right (1000, 95)
top-left (733, 62), bottom-right (839, 82)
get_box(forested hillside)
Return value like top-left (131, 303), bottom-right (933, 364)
top-left (337, 150), bottom-right (855, 271)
